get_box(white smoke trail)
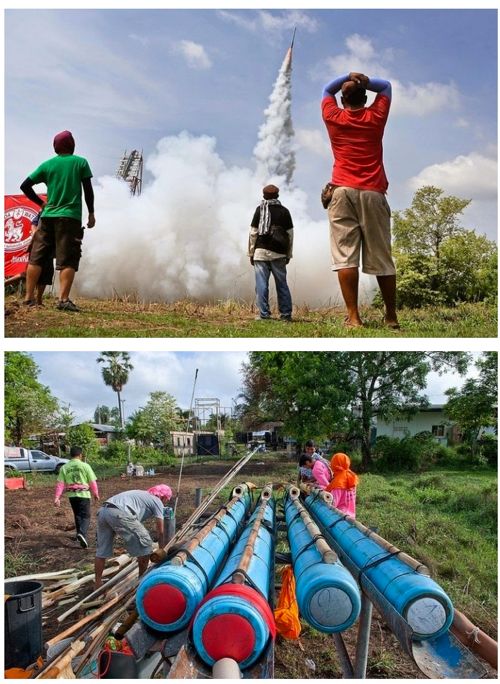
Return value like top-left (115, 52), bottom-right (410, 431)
top-left (76, 52), bottom-right (349, 308)
top-left (253, 49), bottom-right (296, 186)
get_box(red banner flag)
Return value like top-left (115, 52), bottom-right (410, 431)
top-left (4, 195), bottom-right (46, 279)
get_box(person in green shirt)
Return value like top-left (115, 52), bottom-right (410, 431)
top-left (54, 446), bottom-right (100, 548)
top-left (20, 130), bottom-right (96, 312)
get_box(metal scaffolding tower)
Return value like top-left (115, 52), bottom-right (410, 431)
top-left (116, 149), bottom-right (143, 196)
top-left (194, 398), bottom-right (222, 431)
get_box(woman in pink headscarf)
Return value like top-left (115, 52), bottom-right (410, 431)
top-left (326, 453), bottom-right (359, 517)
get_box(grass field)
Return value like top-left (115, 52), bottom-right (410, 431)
top-left (5, 295), bottom-right (497, 337)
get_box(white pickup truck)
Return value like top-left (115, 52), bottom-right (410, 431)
top-left (4, 446), bottom-right (69, 474)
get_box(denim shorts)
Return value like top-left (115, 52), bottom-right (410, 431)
top-left (95, 506), bottom-right (153, 558)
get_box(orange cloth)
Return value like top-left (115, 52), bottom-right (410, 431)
top-left (273, 565), bottom-right (301, 640)
top-left (326, 452), bottom-right (359, 491)
top-left (5, 668), bottom-right (32, 679)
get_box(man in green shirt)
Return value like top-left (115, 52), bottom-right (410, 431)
top-left (20, 130), bottom-right (95, 312)
top-left (54, 446), bottom-right (100, 548)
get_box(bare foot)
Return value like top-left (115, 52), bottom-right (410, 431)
top-left (344, 315), bottom-right (363, 328)
top-left (384, 317), bottom-right (400, 329)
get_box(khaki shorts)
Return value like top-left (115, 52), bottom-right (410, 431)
top-left (328, 187), bottom-right (396, 276)
top-left (29, 217), bottom-right (84, 271)
top-left (95, 506), bottom-right (153, 558)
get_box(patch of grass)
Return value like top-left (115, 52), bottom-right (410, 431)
top-left (358, 469), bottom-right (497, 634)
top-left (5, 295), bottom-right (496, 338)
top-left (5, 549), bottom-right (37, 578)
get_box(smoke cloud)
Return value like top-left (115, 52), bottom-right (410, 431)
top-left (77, 50), bottom-right (347, 307)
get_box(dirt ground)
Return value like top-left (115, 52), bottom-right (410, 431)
top-left (4, 464), bottom-right (492, 679)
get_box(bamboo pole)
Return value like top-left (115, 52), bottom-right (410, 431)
top-left (288, 486), bottom-right (337, 564)
top-left (170, 493), bottom-right (243, 566)
top-left (151, 449), bottom-right (261, 564)
top-left (56, 558), bottom-right (137, 623)
top-left (451, 609), bottom-right (498, 670)
top-left (233, 487), bottom-right (272, 582)
top-left (36, 640), bottom-right (85, 679)
top-left (46, 594), bottom-right (124, 648)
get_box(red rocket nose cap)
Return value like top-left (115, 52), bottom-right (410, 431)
top-left (202, 614), bottom-right (255, 662)
top-left (142, 584), bottom-right (186, 624)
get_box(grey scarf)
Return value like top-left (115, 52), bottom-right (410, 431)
top-left (258, 199), bottom-right (281, 235)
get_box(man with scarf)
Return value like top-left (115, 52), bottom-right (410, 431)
top-left (20, 130), bottom-right (95, 312)
top-left (248, 184), bottom-right (293, 321)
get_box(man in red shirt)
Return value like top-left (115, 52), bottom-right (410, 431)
top-left (322, 71), bottom-right (399, 329)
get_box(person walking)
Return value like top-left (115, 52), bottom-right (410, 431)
top-left (322, 72), bottom-right (399, 329)
top-left (20, 130), bottom-right (95, 312)
top-left (94, 484), bottom-right (173, 588)
top-left (249, 184), bottom-right (294, 321)
top-left (54, 446), bottom-right (100, 548)
top-left (325, 452), bottom-right (359, 517)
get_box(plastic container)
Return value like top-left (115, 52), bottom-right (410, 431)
top-left (98, 650), bottom-right (139, 678)
top-left (4, 580), bottom-right (43, 669)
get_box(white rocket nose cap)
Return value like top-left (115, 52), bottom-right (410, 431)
top-left (406, 597), bottom-right (447, 636)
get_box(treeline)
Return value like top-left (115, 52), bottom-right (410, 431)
top-left (236, 351), bottom-right (497, 471)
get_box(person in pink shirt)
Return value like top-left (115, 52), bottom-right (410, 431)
top-left (326, 452), bottom-right (359, 518)
top-left (299, 454), bottom-right (331, 490)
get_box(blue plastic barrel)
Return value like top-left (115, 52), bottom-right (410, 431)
top-left (192, 497), bottom-right (276, 668)
top-left (305, 494), bottom-right (454, 640)
top-left (284, 496), bottom-right (360, 633)
top-left (136, 493), bottom-right (250, 632)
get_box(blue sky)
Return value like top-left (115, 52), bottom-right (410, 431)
top-left (5, 7), bottom-right (497, 238)
top-left (30, 351), bottom-right (480, 424)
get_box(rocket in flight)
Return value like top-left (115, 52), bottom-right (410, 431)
top-left (284, 27), bottom-right (296, 72)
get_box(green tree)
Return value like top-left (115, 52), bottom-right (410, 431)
top-left (393, 186), bottom-right (470, 267)
top-left (444, 352), bottom-right (498, 450)
top-left (97, 352), bottom-right (134, 428)
top-left (66, 423), bottom-right (100, 460)
top-left (5, 352), bottom-right (59, 445)
top-left (53, 403), bottom-right (75, 455)
top-left (344, 352), bottom-right (469, 469)
top-left (127, 391), bottom-right (182, 446)
top-left (241, 352), bottom-right (353, 449)
top-left (241, 352), bottom-right (470, 470)
top-left (439, 230), bottom-right (497, 304)
top-left (93, 404), bottom-right (121, 426)
top-left (392, 186), bottom-right (496, 307)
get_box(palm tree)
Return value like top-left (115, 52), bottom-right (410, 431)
top-left (97, 352), bottom-right (134, 428)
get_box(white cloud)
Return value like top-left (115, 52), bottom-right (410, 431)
top-left (129, 33), bottom-right (149, 46)
top-left (313, 33), bottom-right (460, 117)
top-left (33, 352), bottom-right (248, 423)
top-left (218, 9), bottom-right (317, 36)
top-left (171, 40), bottom-right (212, 70)
top-left (295, 128), bottom-right (330, 158)
top-left (392, 80), bottom-right (459, 116)
top-left (409, 152), bottom-right (497, 201)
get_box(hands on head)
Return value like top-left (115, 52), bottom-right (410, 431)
top-left (348, 72), bottom-right (369, 88)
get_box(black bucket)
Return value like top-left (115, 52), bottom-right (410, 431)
top-left (98, 650), bottom-right (139, 678)
top-left (4, 580), bottom-right (43, 669)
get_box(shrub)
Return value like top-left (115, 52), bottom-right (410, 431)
top-left (372, 434), bottom-right (458, 472)
top-left (67, 423), bottom-right (100, 460)
top-left (478, 435), bottom-right (498, 467)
